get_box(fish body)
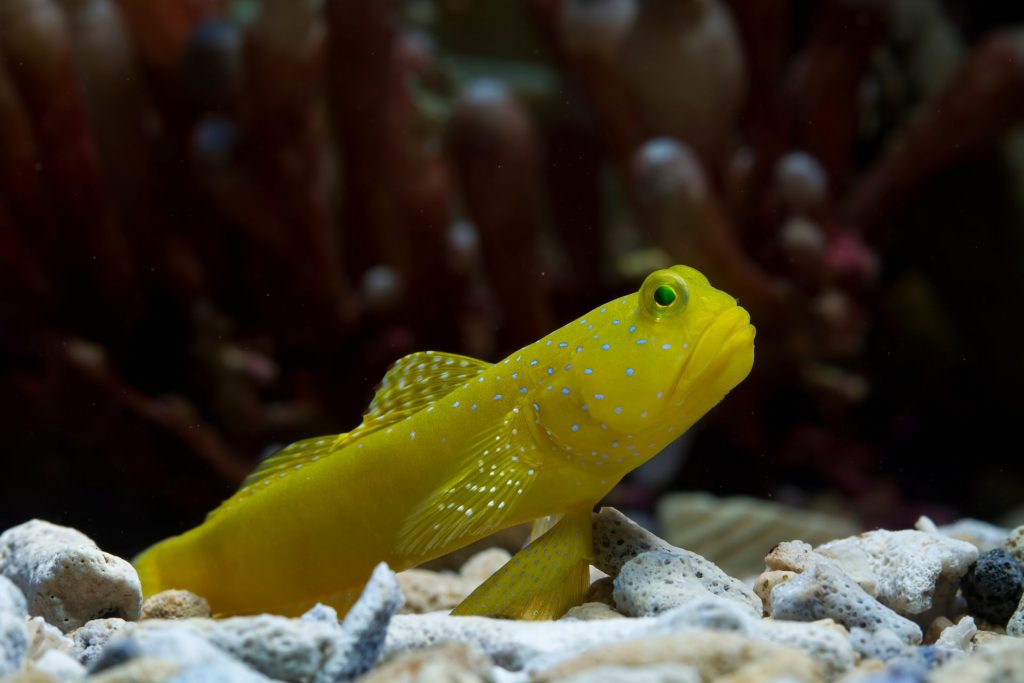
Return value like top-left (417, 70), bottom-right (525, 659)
top-left (135, 265), bottom-right (755, 617)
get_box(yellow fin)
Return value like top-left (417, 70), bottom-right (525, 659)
top-left (451, 508), bottom-right (593, 620)
top-left (360, 351), bottom-right (491, 432)
top-left (205, 434), bottom-right (342, 520)
top-left (529, 514), bottom-right (562, 543)
top-left (395, 406), bottom-right (542, 558)
top-left (205, 351), bottom-right (489, 521)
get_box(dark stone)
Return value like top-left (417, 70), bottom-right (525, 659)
top-left (961, 548), bottom-right (1024, 626)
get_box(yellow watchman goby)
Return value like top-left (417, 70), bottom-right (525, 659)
top-left (133, 265), bottom-right (755, 619)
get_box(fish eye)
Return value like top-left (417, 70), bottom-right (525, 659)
top-left (640, 271), bottom-right (689, 319)
top-left (654, 285), bottom-right (676, 307)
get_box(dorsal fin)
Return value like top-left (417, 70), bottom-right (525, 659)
top-left (206, 434), bottom-right (341, 520)
top-left (358, 351), bottom-right (491, 433)
top-left (205, 351), bottom-right (491, 521)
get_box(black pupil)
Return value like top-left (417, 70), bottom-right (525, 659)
top-left (654, 286), bottom-right (676, 306)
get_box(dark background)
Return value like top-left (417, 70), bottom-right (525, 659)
top-left (2, 0), bottom-right (1024, 557)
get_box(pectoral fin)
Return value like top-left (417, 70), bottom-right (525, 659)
top-left (451, 508), bottom-right (592, 620)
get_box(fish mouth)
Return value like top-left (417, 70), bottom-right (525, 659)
top-left (670, 305), bottom-right (755, 399)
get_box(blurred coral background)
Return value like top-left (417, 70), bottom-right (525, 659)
top-left (2, 0), bottom-right (1024, 557)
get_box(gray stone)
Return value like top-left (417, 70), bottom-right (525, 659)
top-left (770, 561), bottom-right (921, 646)
top-left (612, 549), bottom-right (762, 618)
top-left (195, 614), bottom-right (344, 682)
top-left (0, 520), bottom-right (141, 632)
top-left (592, 508), bottom-right (676, 576)
top-left (300, 603), bottom-right (339, 625)
top-left (815, 529), bottom-right (977, 617)
top-left (321, 561), bottom-right (404, 681)
top-left (1, 575), bottom-right (28, 677)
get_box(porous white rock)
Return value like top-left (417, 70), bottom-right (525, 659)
top-left (69, 617), bottom-right (130, 666)
top-left (1, 574), bottom-right (29, 677)
top-left (917, 516), bottom-right (1009, 551)
top-left (31, 649), bottom-right (86, 680)
top-left (79, 562), bottom-right (402, 683)
top-left (754, 570), bottom-right (797, 613)
top-left (657, 598), bottom-right (854, 680)
top-left (764, 540), bottom-right (818, 573)
top-left (770, 561), bottom-right (922, 648)
top-left (753, 618), bottom-right (854, 681)
top-left (86, 626), bottom-right (273, 682)
top-left (193, 614), bottom-right (348, 681)
top-left (386, 596), bottom-right (854, 679)
top-left (613, 549), bottom-right (762, 618)
top-left (815, 529), bottom-right (978, 617)
top-left (26, 615), bottom-right (73, 660)
top-left (934, 615), bottom-right (977, 655)
top-left (0, 520), bottom-right (142, 632)
top-left (1006, 591), bottom-right (1024, 637)
top-left (930, 632), bottom-right (1024, 682)
top-left (592, 507), bottom-right (677, 576)
top-left (847, 627), bottom-right (916, 662)
top-left (325, 561), bottom-right (404, 680)
top-left (1003, 524), bottom-right (1024, 566)
top-left (385, 610), bottom-right (660, 671)
top-left (532, 629), bottom-right (821, 683)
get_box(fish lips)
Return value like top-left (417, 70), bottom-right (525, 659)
top-left (669, 305), bottom-right (755, 404)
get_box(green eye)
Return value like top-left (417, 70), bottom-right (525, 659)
top-left (653, 285), bottom-right (677, 307)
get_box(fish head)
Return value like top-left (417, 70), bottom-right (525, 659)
top-left (560, 265), bottom-right (755, 455)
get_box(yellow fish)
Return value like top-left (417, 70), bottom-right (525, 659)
top-left (134, 266), bottom-right (755, 619)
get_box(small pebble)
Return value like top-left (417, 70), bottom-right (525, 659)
top-left (561, 602), bottom-right (625, 621)
top-left (140, 589), bottom-right (210, 620)
top-left (960, 548), bottom-right (1024, 626)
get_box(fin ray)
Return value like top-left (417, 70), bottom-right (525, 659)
top-left (205, 351), bottom-right (490, 521)
top-left (395, 406), bottom-right (543, 558)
